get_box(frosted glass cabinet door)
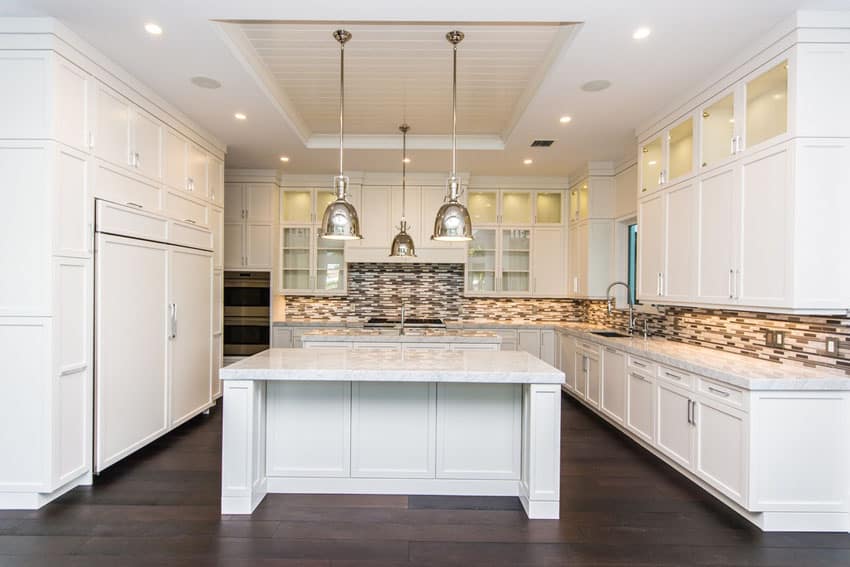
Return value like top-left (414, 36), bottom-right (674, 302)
top-left (466, 228), bottom-right (497, 293)
top-left (701, 93), bottom-right (736, 169)
top-left (281, 190), bottom-right (313, 224)
top-left (745, 60), bottom-right (788, 149)
top-left (317, 233), bottom-right (345, 292)
top-left (501, 229), bottom-right (531, 293)
top-left (468, 190), bottom-right (499, 224)
top-left (641, 137), bottom-right (663, 194)
top-left (668, 117), bottom-right (693, 181)
top-left (535, 192), bottom-right (562, 224)
top-left (501, 192), bottom-right (532, 224)
top-left (281, 227), bottom-right (312, 290)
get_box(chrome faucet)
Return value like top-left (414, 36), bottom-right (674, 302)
top-left (605, 281), bottom-right (637, 335)
top-left (400, 303), bottom-right (406, 335)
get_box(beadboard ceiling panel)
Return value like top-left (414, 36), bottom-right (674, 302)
top-left (232, 22), bottom-right (574, 137)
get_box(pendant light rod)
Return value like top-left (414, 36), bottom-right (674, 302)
top-left (447, 30), bottom-right (463, 177)
top-left (334, 29), bottom-right (351, 180)
top-left (400, 123), bottom-right (409, 220)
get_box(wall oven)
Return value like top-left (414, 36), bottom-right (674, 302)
top-left (223, 271), bottom-right (270, 358)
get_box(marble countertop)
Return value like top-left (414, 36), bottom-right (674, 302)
top-left (221, 348), bottom-right (564, 384)
top-left (300, 328), bottom-right (502, 343)
top-left (552, 323), bottom-right (850, 391)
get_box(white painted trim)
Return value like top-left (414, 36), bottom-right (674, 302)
top-left (266, 476), bottom-right (519, 497)
top-left (306, 133), bottom-right (505, 151)
top-left (0, 471), bottom-right (90, 510)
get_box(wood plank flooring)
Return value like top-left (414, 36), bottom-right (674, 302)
top-left (2, 394), bottom-right (850, 566)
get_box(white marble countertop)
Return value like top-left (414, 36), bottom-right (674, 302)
top-left (300, 328), bottom-right (502, 343)
top-left (552, 323), bottom-right (850, 391)
top-left (221, 348), bottom-right (564, 384)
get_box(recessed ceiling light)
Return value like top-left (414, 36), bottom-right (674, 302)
top-left (402, 157), bottom-right (411, 164)
top-left (581, 80), bottom-right (612, 92)
top-left (144, 22), bottom-right (163, 36)
top-left (190, 76), bottom-right (221, 89)
top-left (234, 112), bottom-right (247, 120)
top-left (280, 156), bottom-right (290, 162)
top-left (523, 159), bottom-right (533, 165)
top-left (632, 27), bottom-right (651, 40)
top-left (559, 116), bottom-right (572, 124)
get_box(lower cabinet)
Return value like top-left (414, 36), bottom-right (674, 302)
top-left (694, 395), bottom-right (748, 504)
top-left (600, 347), bottom-right (626, 424)
top-left (558, 333), bottom-right (576, 392)
top-left (626, 368), bottom-right (655, 444)
top-left (518, 329), bottom-right (557, 366)
top-left (575, 344), bottom-right (601, 407)
top-left (655, 380), bottom-right (696, 469)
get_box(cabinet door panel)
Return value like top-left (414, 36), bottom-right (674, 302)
top-left (518, 329), bottom-right (541, 357)
top-left (695, 399), bottom-right (747, 505)
top-left (656, 383), bottom-right (693, 468)
top-left (586, 355), bottom-right (601, 407)
top-left (208, 158), bottom-right (223, 204)
top-left (246, 224), bottom-right (274, 269)
top-left (664, 182), bottom-right (698, 300)
top-left (94, 84), bottom-right (131, 168)
top-left (246, 183), bottom-right (276, 223)
top-left (162, 129), bottom-right (187, 191)
top-left (169, 248), bottom-right (212, 426)
top-left (601, 349), bottom-right (626, 424)
top-left (737, 146), bottom-right (789, 306)
top-left (131, 108), bottom-right (161, 181)
top-left (187, 144), bottom-right (208, 198)
top-left (211, 207), bottom-right (224, 269)
top-left (532, 227), bottom-right (566, 297)
top-left (223, 223), bottom-right (244, 268)
top-left (95, 234), bottom-right (168, 472)
top-left (637, 193), bottom-right (665, 300)
top-left (626, 371), bottom-right (654, 443)
top-left (574, 352), bottom-right (587, 397)
top-left (358, 186), bottom-right (392, 249)
top-left (54, 57), bottom-right (90, 151)
top-left (224, 184), bottom-right (244, 222)
top-left (697, 166), bottom-right (736, 302)
top-left (559, 335), bottom-right (576, 391)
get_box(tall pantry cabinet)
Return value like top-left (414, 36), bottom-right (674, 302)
top-left (0, 18), bottom-right (226, 509)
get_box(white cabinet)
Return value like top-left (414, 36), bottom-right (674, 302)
top-left (626, 368), bottom-right (655, 444)
top-left (558, 333), bottom-right (576, 392)
top-left (697, 164), bottom-right (737, 303)
top-left (518, 329), bottom-right (541, 358)
top-left (516, 329), bottom-right (556, 365)
top-left (637, 192), bottom-right (665, 300)
top-left (169, 247), bottom-right (213, 427)
top-left (355, 185), bottom-right (393, 250)
top-left (54, 55), bottom-right (91, 152)
top-left (187, 143), bottom-right (208, 198)
top-left (210, 206), bottom-right (224, 270)
top-left (162, 128), bottom-right (187, 192)
top-left (694, 395), bottom-right (748, 505)
top-left (224, 183), bottom-right (277, 270)
top-left (655, 380), bottom-right (695, 469)
top-left (94, 233), bottom-right (169, 472)
top-left (531, 227), bottom-right (566, 297)
top-left (575, 343), bottom-right (600, 406)
top-left (601, 347), bottom-right (626, 424)
top-left (129, 108), bottom-right (161, 181)
top-left (568, 220), bottom-right (612, 299)
top-left (272, 326), bottom-right (294, 348)
top-left (540, 330), bottom-right (556, 367)
top-left (93, 83), bottom-right (131, 169)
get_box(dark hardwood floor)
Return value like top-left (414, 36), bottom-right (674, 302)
top-left (2, 394), bottom-right (849, 566)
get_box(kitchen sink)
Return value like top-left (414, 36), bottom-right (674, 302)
top-left (591, 331), bottom-right (630, 338)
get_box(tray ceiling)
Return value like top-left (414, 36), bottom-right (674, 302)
top-left (223, 21), bottom-right (575, 144)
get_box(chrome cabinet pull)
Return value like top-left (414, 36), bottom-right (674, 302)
top-left (687, 399), bottom-right (692, 424)
top-left (691, 400), bottom-right (697, 425)
top-left (665, 371), bottom-right (682, 381)
top-left (169, 303), bottom-right (178, 339)
top-left (707, 386), bottom-right (730, 398)
top-left (728, 269), bottom-right (734, 299)
top-left (734, 269), bottom-right (740, 300)
top-left (126, 201), bottom-right (143, 209)
top-left (183, 218), bottom-right (197, 225)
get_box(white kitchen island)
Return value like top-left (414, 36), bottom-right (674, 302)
top-left (220, 348), bottom-right (565, 519)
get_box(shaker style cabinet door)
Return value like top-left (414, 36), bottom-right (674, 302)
top-left (93, 84), bottom-right (132, 169)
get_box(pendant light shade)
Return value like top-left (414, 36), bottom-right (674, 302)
top-left (390, 124), bottom-right (417, 257)
top-left (321, 29), bottom-right (362, 240)
top-left (432, 30), bottom-right (472, 242)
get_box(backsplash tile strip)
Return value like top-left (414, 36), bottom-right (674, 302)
top-left (281, 262), bottom-right (850, 375)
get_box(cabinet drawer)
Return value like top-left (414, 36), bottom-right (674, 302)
top-left (575, 339), bottom-right (600, 353)
top-left (404, 343), bottom-right (450, 351)
top-left (169, 220), bottom-right (212, 251)
top-left (657, 364), bottom-right (695, 390)
top-left (93, 161), bottom-right (161, 211)
top-left (628, 354), bottom-right (657, 374)
top-left (352, 343), bottom-right (401, 351)
top-left (165, 189), bottom-right (209, 227)
top-left (697, 377), bottom-right (746, 409)
top-left (96, 199), bottom-right (168, 242)
top-left (451, 343), bottom-right (500, 351)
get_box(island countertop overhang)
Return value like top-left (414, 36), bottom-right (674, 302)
top-left (220, 348), bottom-right (565, 384)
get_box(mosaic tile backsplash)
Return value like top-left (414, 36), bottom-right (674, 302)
top-left (281, 262), bottom-right (850, 374)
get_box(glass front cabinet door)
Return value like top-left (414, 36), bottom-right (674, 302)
top-left (281, 226), bottom-right (312, 291)
top-left (500, 228), bottom-right (531, 294)
top-left (466, 228), bottom-right (497, 293)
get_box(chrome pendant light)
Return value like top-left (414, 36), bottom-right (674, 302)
top-left (390, 123), bottom-right (417, 257)
top-left (321, 29), bottom-right (362, 240)
top-left (432, 30), bottom-right (473, 242)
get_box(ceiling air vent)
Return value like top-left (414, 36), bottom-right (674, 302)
top-left (530, 140), bottom-right (555, 147)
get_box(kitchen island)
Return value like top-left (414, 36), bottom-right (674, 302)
top-left (220, 348), bottom-right (565, 519)
top-left (300, 328), bottom-right (502, 350)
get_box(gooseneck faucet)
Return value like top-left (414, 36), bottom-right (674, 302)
top-left (605, 281), bottom-right (637, 336)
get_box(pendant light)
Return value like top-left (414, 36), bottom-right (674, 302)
top-left (321, 29), bottom-right (362, 240)
top-left (390, 123), bottom-right (417, 257)
top-left (432, 30), bottom-right (473, 242)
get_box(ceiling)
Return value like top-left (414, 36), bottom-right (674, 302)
top-left (1, 0), bottom-right (847, 177)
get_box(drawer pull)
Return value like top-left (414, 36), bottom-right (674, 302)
top-left (126, 201), bottom-right (143, 209)
top-left (632, 373), bottom-right (651, 383)
top-left (183, 218), bottom-right (197, 225)
top-left (664, 371), bottom-right (682, 380)
top-left (707, 386), bottom-right (730, 397)
top-left (631, 359), bottom-right (648, 368)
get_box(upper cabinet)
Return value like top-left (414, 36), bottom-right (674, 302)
top-left (637, 34), bottom-right (850, 312)
top-left (468, 188), bottom-right (564, 226)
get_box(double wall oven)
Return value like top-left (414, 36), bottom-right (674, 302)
top-left (223, 271), bottom-right (271, 360)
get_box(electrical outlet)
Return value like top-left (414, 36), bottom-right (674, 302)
top-left (765, 330), bottom-right (775, 346)
top-left (775, 331), bottom-right (784, 347)
top-left (826, 337), bottom-right (840, 356)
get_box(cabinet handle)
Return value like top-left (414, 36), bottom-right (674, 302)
top-left (88, 131), bottom-right (95, 150)
top-left (730, 137), bottom-right (737, 155)
top-left (631, 359), bottom-right (648, 368)
top-left (187, 177), bottom-right (194, 191)
top-left (126, 201), bottom-right (143, 209)
top-left (734, 269), bottom-right (740, 300)
top-left (632, 373), bottom-right (651, 383)
top-left (736, 135), bottom-right (743, 154)
top-left (686, 399), bottom-right (692, 424)
top-left (169, 303), bottom-right (178, 339)
top-left (691, 400), bottom-right (697, 425)
top-left (656, 273), bottom-right (662, 296)
top-left (664, 370), bottom-right (682, 381)
top-left (659, 272), bottom-right (664, 296)
top-left (133, 152), bottom-right (140, 168)
top-left (707, 386), bottom-right (731, 398)
top-left (183, 218), bottom-right (197, 225)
